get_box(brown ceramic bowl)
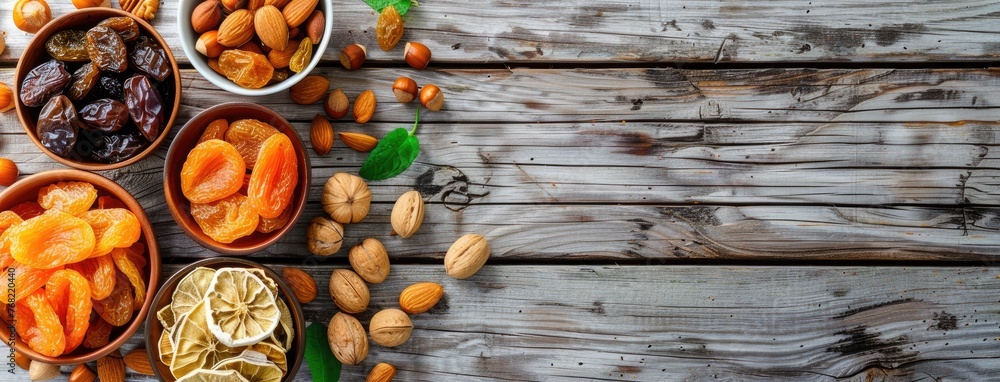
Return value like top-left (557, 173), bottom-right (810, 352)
top-left (145, 257), bottom-right (305, 381)
top-left (0, 169), bottom-right (161, 365)
top-left (163, 103), bottom-right (311, 255)
top-left (14, 8), bottom-right (181, 171)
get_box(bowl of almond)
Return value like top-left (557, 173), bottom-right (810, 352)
top-left (177, 0), bottom-right (333, 95)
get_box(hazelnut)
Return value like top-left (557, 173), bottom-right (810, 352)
top-left (419, 84), bottom-right (444, 111)
top-left (13, 0), bottom-right (52, 34)
top-left (403, 42), bottom-right (431, 70)
top-left (307, 216), bottom-right (344, 256)
top-left (196, 30), bottom-right (224, 58)
top-left (340, 44), bottom-right (367, 70)
top-left (392, 76), bottom-right (418, 103)
top-left (191, 0), bottom-right (222, 34)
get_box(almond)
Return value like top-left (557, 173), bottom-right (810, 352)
top-left (29, 361), bottom-right (59, 381)
top-left (268, 39), bottom-right (299, 68)
top-left (122, 348), bottom-right (154, 375)
top-left (283, 267), bottom-right (319, 303)
top-left (339, 132), bottom-right (378, 152)
top-left (96, 349), bottom-right (125, 382)
top-left (191, 0), bottom-right (222, 34)
top-left (353, 90), bottom-right (376, 124)
top-left (310, 114), bottom-right (334, 156)
top-left (254, 5), bottom-right (288, 51)
top-left (217, 9), bottom-right (254, 48)
top-left (305, 10), bottom-right (324, 43)
top-left (366, 362), bottom-right (397, 382)
top-left (444, 234), bottom-right (491, 279)
top-left (289, 75), bottom-right (329, 105)
top-left (247, 0), bottom-right (265, 11)
top-left (399, 282), bottom-right (443, 314)
top-left (325, 88), bottom-right (349, 119)
top-left (69, 364), bottom-right (96, 382)
top-left (282, 0), bottom-right (317, 28)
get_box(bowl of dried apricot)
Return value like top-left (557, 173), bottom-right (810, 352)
top-left (0, 169), bottom-right (161, 365)
top-left (163, 103), bottom-right (311, 255)
top-left (146, 257), bottom-right (305, 381)
top-left (14, 8), bottom-right (181, 171)
top-left (177, 0), bottom-right (334, 95)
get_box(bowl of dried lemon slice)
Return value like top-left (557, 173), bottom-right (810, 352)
top-left (146, 257), bottom-right (304, 381)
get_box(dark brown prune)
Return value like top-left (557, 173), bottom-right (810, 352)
top-left (94, 76), bottom-right (124, 102)
top-left (124, 75), bottom-right (164, 141)
top-left (20, 60), bottom-right (71, 107)
top-left (96, 17), bottom-right (139, 43)
top-left (45, 30), bottom-right (90, 62)
top-left (90, 131), bottom-right (148, 163)
top-left (79, 99), bottom-right (129, 132)
top-left (86, 26), bottom-right (128, 73)
top-left (37, 95), bottom-right (81, 157)
top-left (67, 63), bottom-right (101, 101)
top-left (131, 36), bottom-right (172, 82)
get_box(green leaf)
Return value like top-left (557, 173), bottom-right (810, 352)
top-left (362, 0), bottom-right (417, 15)
top-left (360, 109), bottom-right (420, 180)
top-left (304, 322), bottom-right (341, 382)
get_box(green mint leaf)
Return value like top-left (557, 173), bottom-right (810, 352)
top-left (360, 128), bottom-right (420, 180)
top-left (304, 322), bottom-right (341, 382)
top-left (362, 0), bottom-right (417, 15)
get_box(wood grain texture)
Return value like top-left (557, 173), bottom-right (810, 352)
top-left (4, 1), bottom-right (1000, 65)
top-left (4, 265), bottom-right (1000, 381)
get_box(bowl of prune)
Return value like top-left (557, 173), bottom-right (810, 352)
top-left (14, 8), bottom-right (181, 171)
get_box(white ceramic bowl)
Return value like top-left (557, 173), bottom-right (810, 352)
top-left (177, 0), bottom-right (333, 96)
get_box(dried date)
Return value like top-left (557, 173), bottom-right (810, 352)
top-left (97, 17), bottom-right (139, 43)
top-left (123, 75), bottom-right (164, 141)
top-left (131, 36), bottom-right (172, 82)
top-left (67, 63), bottom-right (101, 101)
top-left (20, 60), bottom-right (71, 108)
top-left (37, 95), bottom-right (81, 157)
top-left (90, 130), bottom-right (148, 163)
top-left (86, 26), bottom-right (128, 73)
top-left (45, 30), bottom-right (90, 62)
top-left (80, 99), bottom-right (129, 133)
top-left (93, 76), bottom-right (125, 102)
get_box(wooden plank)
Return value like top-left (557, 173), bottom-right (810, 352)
top-left (4, 1), bottom-right (1000, 65)
top-left (5, 265), bottom-right (1000, 381)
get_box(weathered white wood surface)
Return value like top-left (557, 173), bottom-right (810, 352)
top-left (4, 0), bottom-right (1000, 65)
top-left (4, 265), bottom-right (1000, 381)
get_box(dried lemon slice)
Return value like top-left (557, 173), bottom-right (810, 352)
top-left (176, 369), bottom-right (250, 382)
top-left (158, 330), bottom-right (174, 366)
top-left (158, 305), bottom-right (176, 333)
top-left (171, 267), bottom-right (216, 318)
top-left (247, 268), bottom-right (278, 297)
top-left (245, 343), bottom-right (287, 372)
top-left (205, 268), bottom-right (280, 347)
top-left (269, 298), bottom-right (294, 351)
top-left (212, 351), bottom-right (283, 382)
top-left (170, 300), bottom-right (242, 378)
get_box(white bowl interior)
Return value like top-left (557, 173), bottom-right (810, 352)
top-left (176, 0), bottom-right (334, 96)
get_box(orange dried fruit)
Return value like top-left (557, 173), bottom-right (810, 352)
top-left (125, 241), bottom-right (147, 270)
top-left (82, 316), bottom-right (113, 349)
top-left (181, 139), bottom-right (246, 204)
top-left (0, 210), bottom-right (23, 233)
top-left (6, 262), bottom-right (62, 302)
top-left (44, 269), bottom-right (92, 353)
top-left (79, 208), bottom-right (141, 257)
top-left (37, 181), bottom-right (98, 215)
top-left (111, 248), bottom-right (146, 311)
top-left (191, 193), bottom-right (259, 243)
top-left (66, 254), bottom-right (116, 300)
top-left (93, 272), bottom-right (134, 326)
top-left (199, 118), bottom-right (230, 144)
top-left (8, 210), bottom-right (96, 269)
top-left (218, 49), bottom-right (274, 89)
top-left (97, 195), bottom-right (126, 209)
top-left (238, 172), bottom-right (252, 195)
top-left (9, 201), bottom-right (45, 219)
top-left (257, 204), bottom-right (291, 233)
top-left (16, 290), bottom-right (66, 357)
top-left (248, 133), bottom-right (298, 219)
top-left (225, 119), bottom-right (279, 169)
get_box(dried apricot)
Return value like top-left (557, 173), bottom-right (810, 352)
top-left (111, 248), bottom-right (145, 311)
top-left (45, 269), bottom-right (92, 353)
top-left (37, 181), bottom-right (98, 215)
top-left (199, 118), bottom-right (230, 144)
top-left (248, 133), bottom-right (298, 219)
top-left (8, 211), bottom-right (96, 269)
top-left (9, 201), bottom-right (45, 219)
top-left (0, 211), bottom-right (23, 233)
top-left (125, 241), bottom-right (147, 270)
top-left (97, 195), bottom-right (126, 209)
top-left (16, 290), bottom-right (67, 357)
top-left (6, 262), bottom-right (62, 302)
top-left (66, 254), bottom-right (116, 300)
top-left (257, 204), bottom-right (291, 234)
top-left (238, 172), bottom-right (252, 195)
top-left (191, 193), bottom-right (258, 243)
top-left (79, 208), bottom-right (141, 257)
top-left (82, 316), bottom-right (113, 349)
top-left (93, 272), bottom-right (134, 326)
top-left (181, 139), bottom-right (245, 204)
top-left (225, 119), bottom-right (278, 169)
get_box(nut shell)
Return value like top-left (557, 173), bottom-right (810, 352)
top-left (322, 173), bottom-right (371, 223)
top-left (283, 267), bottom-right (319, 303)
top-left (392, 77), bottom-right (418, 103)
top-left (289, 75), bottom-right (329, 104)
top-left (13, 0), bottom-right (52, 34)
top-left (369, 309), bottom-right (413, 347)
top-left (328, 312), bottom-right (369, 365)
top-left (419, 84), bottom-right (444, 111)
top-left (29, 361), bottom-right (60, 381)
top-left (0, 82), bottom-right (14, 113)
top-left (340, 44), bottom-right (366, 70)
top-left (310, 114), bottom-right (334, 155)
top-left (69, 364), bottom-right (96, 382)
top-left (329, 269), bottom-right (370, 313)
top-left (390, 190), bottom-right (425, 238)
top-left (0, 158), bottom-right (19, 187)
top-left (191, 0), bottom-right (222, 34)
top-left (399, 282), bottom-right (444, 314)
top-left (366, 363), bottom-right (397, 382)
top-left (349, 238), bottom-right (390, 284)
top-left (353, 90), bottom-right (376, 124)
top-left (404, 42), bottom-right (431, 70)
top-left (444, 234), bottom-right (491, 279)
top-left (307, 216), bottom-right (344, 256)
top-left (196, 30), bottom-right (224, 58)
top-left (325, 88), bottom-right (350, 119)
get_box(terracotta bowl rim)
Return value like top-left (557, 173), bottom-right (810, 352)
top-left (144, 257), bottom-right (306, 382)
top-left (13, 8), bottom-right (182, 171)
top-left (0, 169), bottom-right (161, 365)
top-left (162, 102), bottom-right (312, 255)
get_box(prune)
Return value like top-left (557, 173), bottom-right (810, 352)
top-left (20, 60), bottom-right (71, 107)
top-left (94, 76), bottom-right (124, 102)
top-left (97, 17), bottom-right (139, 43)
top-left (89, 131), bottom-right (149, 164)
top-left (86, 26), bottom-right (128, 73)
top-left (45, 30), bottom-right (90, 62)
top-left (131, 36), bottom-right (171, 82)
top-left (80, 99), bottom-right (129, 132)
top-left (123, 75), bottom-right (164, 141)
top-left (37, 95), bottom-right (81, 157)
top-left (67, 63), bottom-right (100, 101)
